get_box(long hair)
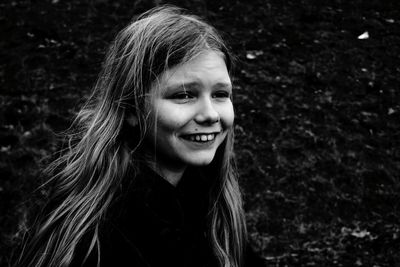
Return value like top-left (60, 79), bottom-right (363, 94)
top-left (17, 5), bottom-right (247, 267)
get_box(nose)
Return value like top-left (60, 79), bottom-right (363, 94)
top-left (194, 97), bottom-right (219, 125)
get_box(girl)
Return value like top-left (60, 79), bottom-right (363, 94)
top-left (17, 5), bottom-right (264, 267)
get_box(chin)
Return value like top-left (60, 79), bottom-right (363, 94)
top-left (184, 153), bottom-right (216, 166)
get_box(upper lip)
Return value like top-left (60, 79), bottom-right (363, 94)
top-left (181, 131), bottom-right (220, 136)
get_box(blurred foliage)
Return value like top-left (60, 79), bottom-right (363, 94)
top-left (1, 0), bottom-right (400, 266)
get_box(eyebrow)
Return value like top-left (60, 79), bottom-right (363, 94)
top-left (212, 82), bottom-right (232, 90)
top-left (165, 82), bottom-right (200, 91)
top-left (165, 81), bottom-right (232, 92)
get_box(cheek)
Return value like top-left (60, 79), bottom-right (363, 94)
top-left (220, 102), bottom-right (235, 129)
top-left (154, 103), bottom-right (189, 132)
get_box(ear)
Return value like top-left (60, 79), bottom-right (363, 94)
top-left (126, 114), bottom-right (138, 127)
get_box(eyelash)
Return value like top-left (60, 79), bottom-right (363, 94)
top-left (171, 92), bottom-right (194, 99)
top-left (213, 91), bottom-right (231, 98)
top-left (169, 91), bottom-right (231, 101)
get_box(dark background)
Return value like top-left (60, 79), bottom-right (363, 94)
top-left (1, 0), bottom-right (400, 266)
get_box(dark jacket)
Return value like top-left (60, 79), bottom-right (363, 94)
top-left (71, 165), bottom-right (265, 267)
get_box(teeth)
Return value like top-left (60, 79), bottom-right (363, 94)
top-left (185, 134), bottom-right (216, 142)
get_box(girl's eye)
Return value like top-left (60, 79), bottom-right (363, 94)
top-left (175, 92), bottom-right (191, 99)
top-left (169, 91), bottom-right (194, 102)
top-left (213, 91), bottom-right (231, 99)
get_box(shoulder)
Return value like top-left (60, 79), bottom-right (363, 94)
top-left (71, 223), bottom-right (149, 267)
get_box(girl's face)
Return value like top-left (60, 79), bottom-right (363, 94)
top-left (146, 50), bottom-right (234, 171)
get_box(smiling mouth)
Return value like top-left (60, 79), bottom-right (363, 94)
top-left (181, 133), bottom-right (217, 142)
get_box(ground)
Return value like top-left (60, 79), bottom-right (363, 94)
top-left (1, 0), bottom-right (399, 266)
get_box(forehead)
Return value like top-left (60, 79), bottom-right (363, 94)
top-left (159, 50), bottom-right (231, 87)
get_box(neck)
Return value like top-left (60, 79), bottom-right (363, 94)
top-left (146, 160), bottom-right (187, 186)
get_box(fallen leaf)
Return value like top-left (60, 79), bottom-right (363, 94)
top-left (358, 31), bottom-right (369, 39)
top-left (246, 52), bottom-right (256, 59)
top-left (351, 229), bottom-right (370, 238)
top-left (246, 50), bottom-right (263, 60)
